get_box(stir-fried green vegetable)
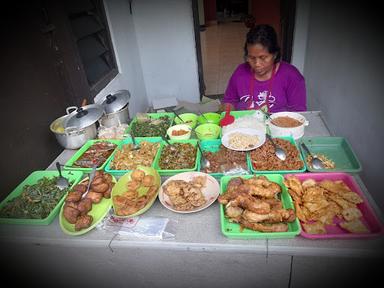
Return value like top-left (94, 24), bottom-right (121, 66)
top-left (0, 177), bottom-right (72, 219)
top-left (131, 116), bottom-right (172, 137)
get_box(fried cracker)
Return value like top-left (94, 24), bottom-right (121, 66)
top-left (339, 219), bottom-right (369, 233)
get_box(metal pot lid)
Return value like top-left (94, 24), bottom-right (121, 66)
top-left (101, 90), bottom-right (131, 114)
top-left (65, 104), bottom-right (104, 129)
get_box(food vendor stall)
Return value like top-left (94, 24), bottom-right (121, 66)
top-left (0, 111), bottom-right (382, 287)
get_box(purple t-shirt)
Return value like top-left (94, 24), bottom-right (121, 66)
top-left (222, 62), bottom-right (307, 112)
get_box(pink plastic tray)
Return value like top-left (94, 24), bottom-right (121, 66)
top-left (284, 172), bottom-right (384, 239)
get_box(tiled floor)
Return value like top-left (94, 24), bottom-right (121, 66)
top-left (200, 21), bottom-right (248, 96)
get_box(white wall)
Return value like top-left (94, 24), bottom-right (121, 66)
top-left (94, 0), bottom-right (149, 117)
top-left (291, 0), bottom-right (310, 75)
top-left (132, 0), bottom-right (200, 105)
top-left (303, 1), bottom-right (384, 212)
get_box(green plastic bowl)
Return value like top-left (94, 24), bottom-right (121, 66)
top-left (195, 123), bottom-right (221, 140)
top-left (174, 113), bottom-right (198, 128)
top-left (197, 112), bottom-right (221, 125)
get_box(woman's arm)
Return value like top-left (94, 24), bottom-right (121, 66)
top-left (286, 77), bottom-right (307, 112)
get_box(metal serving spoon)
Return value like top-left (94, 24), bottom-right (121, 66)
top-left (55, 162), bottom-right (69, 190)
top-left (130, 133), bottom-right (140, 150)
top-left (266, 134), bottom-right (287, 161)
top-left (82, 165), bottom-right (97, 199)
top-left (301, 143), bottom-right (325, 170)
top-left (196, 142), bottom-right (210, 169)
top-left (161, 135), bottom-right (176, 151)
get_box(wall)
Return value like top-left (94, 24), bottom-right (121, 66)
top-left (304, 1), bottom-right (384, 212)
top-left (94, 0), bottom-right (148, 118)
top-left (132, 0), bottom-right (200, 106)
top-left (291, 0), bottom-right (310, 74)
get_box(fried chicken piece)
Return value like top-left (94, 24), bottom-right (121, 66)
top-left (77, 198), bottom-right (93, 215)
top-left (103, 185), bottom-right (112, 199)
top-left (91, 182), bottom-right (109, 193)
top-left (85, 191), bottom-right (104, 203)
top-left (73, 184), bottom-right (87, 194)
top-left (240, 219), bottom-right (288, 232)
top-left (242, 209), bottom-right (296, 223)
top-left (131, 169), bottom-right (145, 182)
top-left (75, 214), bottom-right (93, 231)
top-left (63, 204), bottom-right (80, 224)
top-left (142, 175), bottom-right (155, 187)
top-left (225, 205), bottom-right (243, 220)
top-left (65, 191), bottom-right (82, 202)
top-left (228, 194), bottom-right (271, 214)
top-left (127, 180), bottom-right (141, 191)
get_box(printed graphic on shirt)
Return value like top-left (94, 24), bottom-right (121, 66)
top-left (256, 91), bottom-right (275, 108)
top-left (239, 91), bottom-right (275, 109)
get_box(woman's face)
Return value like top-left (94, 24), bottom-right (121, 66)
top-left (246, 43), bottom-right (275, 78)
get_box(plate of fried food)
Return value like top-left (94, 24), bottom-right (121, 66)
top-left (111, 166), bottom-right (161, 217)
top-left (158, 171), bottom-right (220, 213)
top-left (60, 171), bottom-right (116, 236)
top-left (284, 172), bottom-right (384, 239)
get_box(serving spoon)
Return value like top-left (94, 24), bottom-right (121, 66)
top-left (130, 133), bottom-right (140, 150)
top-left (266, 134), bottom-right (287, 161)
top-left (301, 143), bottom-right (325, 170)
top-left (196, 142), bottom-right (210, 169)
top-left (55, 162), bottom-right (70, 190)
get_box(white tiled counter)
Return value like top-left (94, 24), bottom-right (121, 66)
top-left (1, 111), bottom-right (382, 287)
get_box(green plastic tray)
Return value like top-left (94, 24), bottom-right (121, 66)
top-left (299, 136), bottom-right (362, 173)
top-left (247, 135), bottom-right (306, 174)
top-left (63, 139), bottom-right (121, 172)
top-left (126, 112), bottom-right (175, 137)
top-left (220, 174), bottom-right (301, 239)
top-left (104, 137), bottom-right (163, 176)
top-left (0, 170), bottom-right (83, 225)
top-left (197, 139), bottom-right (251, 178)
top-left (153, 139), bottom-right (200, 176)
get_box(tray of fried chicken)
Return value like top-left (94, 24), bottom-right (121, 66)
top-left (218, 174), bottom-right (301, 239)
top-left (284, 172), bottom-right (384, 239)
top-left (59, 171), bottom-right (116, 235)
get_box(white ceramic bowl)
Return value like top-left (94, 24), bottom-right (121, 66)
top-left (266, 111), bottom-right (308, 140)
top-left (167, 124), bottom-right (192, 140)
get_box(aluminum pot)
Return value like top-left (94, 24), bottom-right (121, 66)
top-left (99, 90), bottom-right (130, 128)
top-left (99, 104), bottom-right (129, 127)
top-left (50, 106), bottom-right (99, 149)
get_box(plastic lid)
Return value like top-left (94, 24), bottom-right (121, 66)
top-left (65, 104), bottom-right (104, 129)
top-left (101, 90), bottom-right (131, 114)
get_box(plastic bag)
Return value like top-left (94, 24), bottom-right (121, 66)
top-left (98, 211), bottom-right (177, 240)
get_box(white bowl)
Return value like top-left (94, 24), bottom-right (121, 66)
top-left (266, 111), bottom-right (308, 140)
top-left (167, 124), bottom-right (192, 140)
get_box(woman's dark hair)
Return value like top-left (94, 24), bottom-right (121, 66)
top-left (244, 24), bottom-right (281, 63)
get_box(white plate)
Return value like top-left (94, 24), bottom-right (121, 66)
top-left (158, 172), bottom-right (220, 214)
top-left (221, 128), bottom-right (266, 151)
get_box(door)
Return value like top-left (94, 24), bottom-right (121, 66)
top-left (0, 2), bottom-right (76, 200)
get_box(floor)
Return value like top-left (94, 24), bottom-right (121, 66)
top-left (200, 21), bottom-right (248, 97)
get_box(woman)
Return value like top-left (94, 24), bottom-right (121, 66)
top-left (222, 24), bottom-right (307, 112)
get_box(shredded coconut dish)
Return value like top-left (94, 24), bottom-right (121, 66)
top-left (228, 132), bottom-right (260, 150)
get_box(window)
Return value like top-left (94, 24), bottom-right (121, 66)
top-left (65, 0), bottom-right (118, 97)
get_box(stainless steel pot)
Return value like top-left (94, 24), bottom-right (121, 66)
top-left (99, 90), bottom-right (130, 128)
top-left (50, 105), bottom-right (101, 149)
top-left (99, 104), bottom-right (129, 127)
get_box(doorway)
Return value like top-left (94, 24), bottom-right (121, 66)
top-left (193, 0), bottom-right (296, 98)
